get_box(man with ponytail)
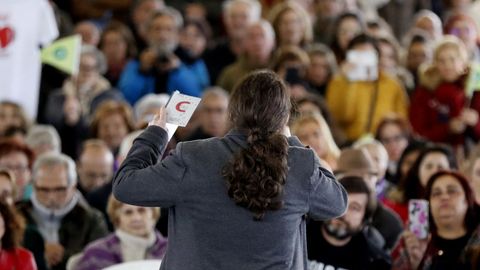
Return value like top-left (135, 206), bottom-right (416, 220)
top-left (113, 70), bottom-right (348, 270)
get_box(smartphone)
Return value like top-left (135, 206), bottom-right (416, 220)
top-left (345, 50), bottom-right (378, 81)
top-left (408, 199), bottom-right (429, 239)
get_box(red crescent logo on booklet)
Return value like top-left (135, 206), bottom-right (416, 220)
top-left (0, 26), bottom-right (14, 49)
top-left (175, 101), bottom-right (191, 112)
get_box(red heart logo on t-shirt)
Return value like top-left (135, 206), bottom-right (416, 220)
top-left (0, 26), bottom-right (14, 48)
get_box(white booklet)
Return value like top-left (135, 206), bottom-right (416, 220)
top-left (165, 90), bottom-right (202, 140)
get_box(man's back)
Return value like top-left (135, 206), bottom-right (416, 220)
top-left (114, 127), bottom-right (348, 270)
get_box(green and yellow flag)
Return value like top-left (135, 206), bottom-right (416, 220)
top-left (41, 35), bottom-right (81, 75)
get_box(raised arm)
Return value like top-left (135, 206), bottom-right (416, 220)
top-left (308, 156), bottom-right (348, 220)
top-left (113, 109), bottom-right (186, 207)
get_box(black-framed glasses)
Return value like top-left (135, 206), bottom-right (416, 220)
top-left (34, 185), bottom-right (68, 194)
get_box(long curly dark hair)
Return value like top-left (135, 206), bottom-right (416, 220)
top-left (223, 70), bottom-right (291, 221)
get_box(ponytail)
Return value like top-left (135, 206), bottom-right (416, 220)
top-left (222, 70), bottom-right (291, 220)
top-left (223, 129), bottom-right (288, 220)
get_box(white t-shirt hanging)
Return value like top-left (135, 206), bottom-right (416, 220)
top-left (0, 0), bottom-right (58, 119)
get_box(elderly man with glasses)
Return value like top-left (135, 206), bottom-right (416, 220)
top-left (17, 152), bottom-right (108, 270)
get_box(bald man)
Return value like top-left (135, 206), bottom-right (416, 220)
top-left (77, 139), bottom-right (114, 195)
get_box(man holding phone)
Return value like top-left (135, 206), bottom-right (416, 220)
top-left (307, 175), bottom-right (391, 270)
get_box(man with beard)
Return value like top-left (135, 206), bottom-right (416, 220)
top-left (118, 7), bottom-right (206, 105)
top-left (307, 175), bottom-right (391, 270)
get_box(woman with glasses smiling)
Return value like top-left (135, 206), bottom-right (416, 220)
top-left (392, 171), bottom-right (480, 269)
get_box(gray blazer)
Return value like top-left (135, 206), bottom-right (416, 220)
top-left (113, 126), bottom-right (347, 270)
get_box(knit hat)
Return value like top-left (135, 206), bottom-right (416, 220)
top-left (334, 148), bottom-right (379, 177)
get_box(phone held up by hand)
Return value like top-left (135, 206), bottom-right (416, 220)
top-left (408, 199), bottom-right (429, 239)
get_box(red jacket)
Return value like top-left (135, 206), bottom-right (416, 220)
top-left (409, 77), bottom-right (480, 145)
top-left (0, 247), bottom-right (37, 270)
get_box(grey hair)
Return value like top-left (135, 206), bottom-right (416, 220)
top-left (353, 137), bottom-right (383, 149)
top-left (25, 125), bottom-right (61, 153)
top-left (252, 19), bottom-right (276, 42)
top-left (223, 0), bottom-right (261, 22)
top-left (133, 93), bottom-right (170, 121)
top-left (201, 87), bottom-right (230, 104)
top-left (81, 44), bottom-right (108, 74)
top-left (148, 6), bottom-right (184, 31)
top-left (306, 43), bottom-right (338, 74)
top-left (33, 152), bottom-right (77, 186)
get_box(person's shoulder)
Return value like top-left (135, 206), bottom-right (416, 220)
top-left (14, 247), bottom-right (35, 259)
top-left (83, 233), bottom-right (117, 252)
top-left (288, 142), bottom-right (316, 160)
top-left (178, 136), bottom-right (224, 153)
top-left (375, 204), bottom-right (403, 227)
top-left (329, 73), bottom-right (347, 83)
top-left (71, 199), bottom-right (104, 221)
top-left (362, 226), bottom-right (386, 251)
top-left (219, 61), bottom-right (240, 77)
top-left (80, 234), bottom-right (120, 266)
top-left (469, 223), bottom-right (480, 244)
top-left (86, 182), bottom-right (112, 203)
top-left (378, 72), bottom-right (404, 88)
top-left (121, 59), bottom-right (143, 75)
top-left (9, 247), bottom-right (37, 268)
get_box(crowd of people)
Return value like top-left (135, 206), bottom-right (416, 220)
top-left (1, 0), bottom-right (480, 269)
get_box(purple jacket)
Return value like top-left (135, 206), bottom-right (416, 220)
top-left (75, 231), bottom-right (167, 270)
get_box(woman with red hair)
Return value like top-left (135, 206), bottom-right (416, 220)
top-left (392, 171), bottom-right (480, 269)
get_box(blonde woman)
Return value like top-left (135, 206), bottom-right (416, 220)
top-left (291, 112), bottom-right (340, 170)
top-left (76, 195), bottom-right (167, 270)
top-left (410, 35), bottom-right (480, 147)
top-left (268, 0), bottom-right (313, 48)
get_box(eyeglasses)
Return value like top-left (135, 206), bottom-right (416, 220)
top-left (34, 185), bottom-right (68, 194)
